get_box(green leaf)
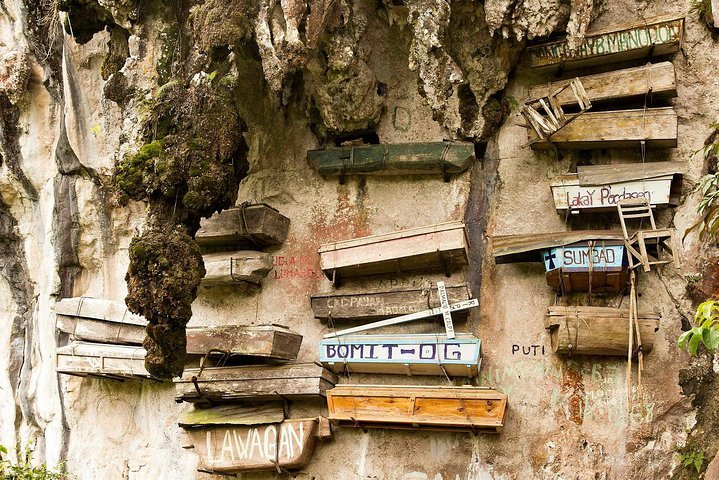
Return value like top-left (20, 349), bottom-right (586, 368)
top-left (695, 452), bottom-right (705, 472)
top-left (689, 332), bottom-right (702, 356)
top-left (702, 328), bottom-right (719, 352)
top-left (678, 330), bottom-right (692, 350)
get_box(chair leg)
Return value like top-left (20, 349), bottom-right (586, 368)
top-left (637, 234), bottom-right (650, 272)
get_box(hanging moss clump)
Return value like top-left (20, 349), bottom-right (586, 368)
top-left (114, 73), bottom-right (248, 380)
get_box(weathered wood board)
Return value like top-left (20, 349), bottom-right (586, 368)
top-left (530, 108), bottom-right (678, 149)
top-left (201, 251), bottom-right (273, 285)
top-left (326, 385), bottom-right (506, 433)
top-left (307, 142), bottom-right (474, 177)
top-left (310, 284), bottom-right (471, 321)
top-left (55, 297), bottom-right (147, 345)
top-left (196, 204), bottom-right (290, 249)
top-left (318, 222), bottom-right (469, 283)
top-left (492, 230), bottom-right (627, 264)
top-left (545, 306), bottom-right (660, 356)
top-left (56, 342), bottom-right (151, 379)
top-left (183, 417), bottom-right (330, 474)
top-left (528, 62), bottom-right (677, 107)
top-left (186, 325), bottom-right (302, 360)
top-left (319, 333), bottom-right (481, 377)
top-left (526, 16), bottom-right (684, 71)
top-left (542, 241), bottom-right (628, 293)
top-left (175, 363), bottom-right (338, 403)
top-left (178, 403), bottom-right (285, 428)
top-left (551, 162), bottom-right (683, 213)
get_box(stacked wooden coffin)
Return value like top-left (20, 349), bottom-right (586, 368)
top-left (196, 203), bottom-right (289, 285)
top-left (310, 223), bottom-right (506, 433)
top-left (174, 321), bottom-right (339, 473)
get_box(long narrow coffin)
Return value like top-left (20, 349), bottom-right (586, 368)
top-left (201, 251), bottom-right (273, 285)
top-left (182, 415), bottom-right (331, 474)
top-left (56, 342), bottom-right (150, 379)
top-left (319, 333), bottom-right (481, 377)
top-left (196, 204), bottom-right (290, 249)
top-left (175, 363), bottom-right (337, 403)
top-left (526, 16), bottom-right (684, 71)
top-left (528, 62), bottom-right (677, 107)
top-left (319, 222), bottom-right (469, 283)
top-left (307, 142), bottom-right (474, 178)
top-left (545, 306), bottom-right (660, 357)
top-left (186, 325), bottom-right (302, 361)
top-left (326, 385), bottom-right (506, 433)
top-left (530, 108), bottom-right (678, 150)
top-left (55, 297), bottom-right (147, 345)
top-left (551, 162), bottom-right (683, 214)
top-left (311, 284), bottom-right (471, 321)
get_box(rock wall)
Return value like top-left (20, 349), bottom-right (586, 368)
top-left (0, 0), bottom-right (717, 478)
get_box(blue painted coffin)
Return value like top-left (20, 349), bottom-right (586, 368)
top-left (319, 333), bottom-right (481, 377)
top-left (541, 241), bottom-right (628, 293)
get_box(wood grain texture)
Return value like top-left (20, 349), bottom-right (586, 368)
top-left (178, 403), bottom-right (285, 427)
top-left (530, 108), bottom-right (678, 150)
top-left (310, 284), bottom-right (470, 321)
top-left (545, 306), bottom-right (660, 356)
top-left (201, 251), bottom-right (273, 285)
top-left (545, 269), bottom-right (628, 293)
top-left (56, 342), bottom-right (151, 379)
top-left (186, 325), bottom-right (302, 360)
top-left (528, 62), bottom-right (676, 106)
top-left (196, 204), bottom-right (290, 249)
top-left (492, 230), bottom-right (626, 264)
top-left (54, 297), bottom-right (146, 324)
top-left (175, 363), bottom-right (337, 403)
top-left (56, 315), bottom-right (146, 345)
top-left (326, 385), bottom-right (506, 433)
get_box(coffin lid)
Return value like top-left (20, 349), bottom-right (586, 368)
top-left (186, 324), bottom-right (297, 334)
top-left (54, 297), bottom-right (147, 326)
top-left (319, 221), bottom-right (466, 253)
top-left (176, 362), bottom-right (337, 383)
top-left (328, 384), bottom-right (504, 400)
top-left (546, 305), bottom-right (660, 321)
top-left (321, 333), bottom-right (479, 343)
top-left (56, 341), bottom-right (146, 359)
top-left (178, 403), bottom-right (285, 428)
top-left (310, 282), bottom-right (469, 299)
top-left (492, 230), bottom-right (627, 264)
top-left (568, 161), bottom-right (684, 186)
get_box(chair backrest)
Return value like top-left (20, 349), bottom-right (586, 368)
top-left (616, 198), bottom-right (657, 239)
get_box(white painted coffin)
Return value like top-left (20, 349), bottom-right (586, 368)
top-left (550, 162), bottom-right (683, 213)
top-left (55, 297), bottom-right (147, 345)
top-left (319, 333), bottom-right (481, 377)
top-left (56, 341), bottom-right (150, 379)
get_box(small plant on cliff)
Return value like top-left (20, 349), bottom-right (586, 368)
top-left (0, 444), bottom-right (72, 480)
top-left (685, 123), bottom-right (719, 241)
top-left (677, 449), bottom-right (705, 474)
top-left (679, 300), bottom-right (719, 355)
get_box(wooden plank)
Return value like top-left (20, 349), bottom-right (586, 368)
top-left (56, 342), bottom-right (150, 379)
top-left (174, 363), bottom-right (337, 403)
top-left (319, 333), bottom-right (481, 377)
top-left (319, 222), bottom-right (469, 282)
top-left (545, 306), bottom-right (660, 356)
top-left (56, 315), bottom-right (146, 345)
top-left (307, 142), bottom-right (474, 177)
top-left (196, 204), bottom-right (290, 249)
top-left (528, 62), bottom-right (676, 107)
top-left (326, 385), bottom-right (506, 433)
top-left (526, 16), bottom-right (684, 71)
top-left (492, 230), bottom-right (626, 264)
top-left (546, 269), bottom-right (628, 293)
top-left (311, 284), bottom-right (471, 321)
top-left (178, 403), bottom-right (285, 427)
top-left (183, 418), bottom-right (325, 473)
top-left (201, 251), bottom-right (273, 285)
top-left (54, 297), bottom-right (146, 325)
top-left (186, 325), bottom-right (302, 361)
top-left (542, 242), bottom-right (627, 293)
top-left (575, 161), bottom-right (684, 186)
top-left (530, 108), bottom-right (678, 150)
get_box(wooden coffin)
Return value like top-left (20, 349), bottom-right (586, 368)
top-left (201, 251), bottom-right (273, 285)
top-left (182, 416), bottom-right (331, 474)
top-left (178, 403), bottom-right (286, 428)
top-left (543, 241), bottom-right (628, 293)
top-left (310, 283), bottom-right (471, 321)
top-left (56, 341), bottom-right (150, 379)
top-left (186, 325), bottom-right (302, 361)
top-left (307, 142), bottom-right (474, 178)
top-left (528, 62), bottom-right (676, 108)
top-left (196, 204), bottom-right (290, 249)
top-left (175, 362), bottom-right (337, 403)
top-left (55, 297), bottom-right (147, 345)
top-left (326, 385), bottom-right (506, 433)
top-left (551, 162), bottom-right (683, 214)
top-left (319, 333), bottom-right (481, 377)
top-left (530, 107), bottom-right (678, 150)
top-left (493, 230), bottom-right (627, 264)
top-left (318, 222), bottom-right (469, 284)
top-left (545, 306), bottom-right (660, 357)
top-left (526, 16), bottom-right (684, 71)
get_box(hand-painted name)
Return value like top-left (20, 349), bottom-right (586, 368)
top-left (542, 245), bottom-right (624, 272)
top-left (207, 422), bottom-right (305, 464)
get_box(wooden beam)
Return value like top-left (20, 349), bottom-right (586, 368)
top-left (186, 325), bottom-right (302, 360)
top-left (177, 403), bottom-right (285, 427)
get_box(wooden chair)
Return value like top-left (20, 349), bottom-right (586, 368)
top-left (616, 198), bottom-right (680, 272)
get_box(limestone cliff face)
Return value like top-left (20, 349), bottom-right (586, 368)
top-left (0, 0), bottom-right (717, 478)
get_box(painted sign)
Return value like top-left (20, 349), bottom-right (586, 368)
top-left (542, 244), bottom-right (625, 273)
top-left (319, 334), bottom-right (481, 377)
top-left (552, 177), bottom-right (673, 212)
top-left (185, 419), bottom-right (321, 474)
top-left (528, 17), bottom-right (683, 68)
